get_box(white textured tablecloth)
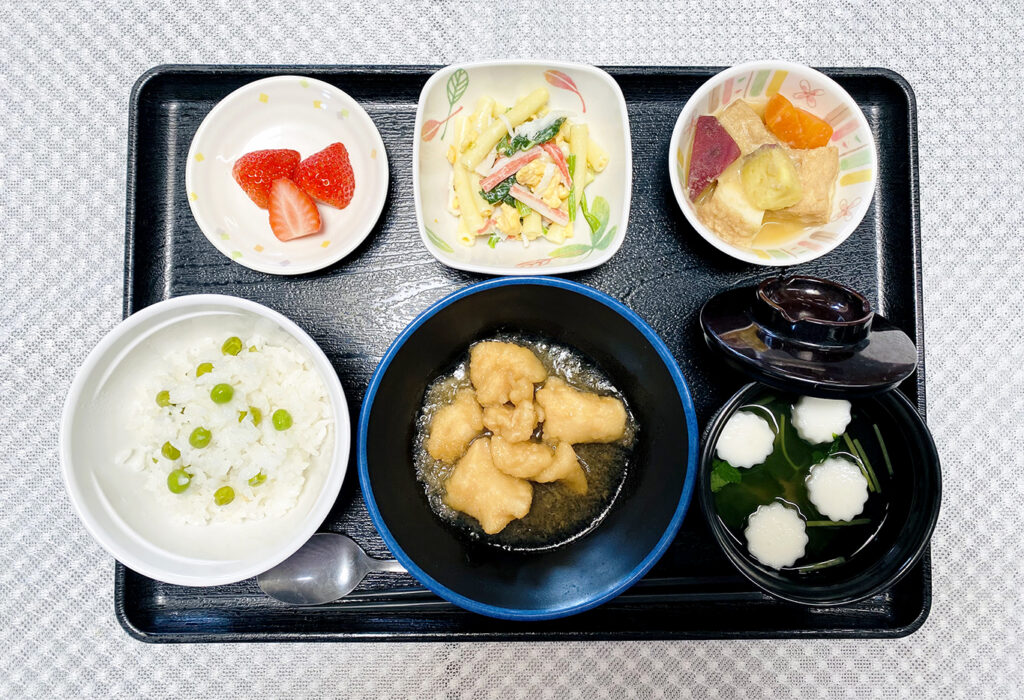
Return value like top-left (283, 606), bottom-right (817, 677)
top-left (2, 1), bottom-right (1022, 697)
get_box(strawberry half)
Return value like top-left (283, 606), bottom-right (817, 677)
top-left (294, 142), bottom-right (356, 209)
top-left (267, 177), bottom-right (322, 241)
top-left (232, 149), bottom-right (301, 209)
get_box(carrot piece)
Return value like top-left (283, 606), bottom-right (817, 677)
top-left (796, 109), bottom-right (834, 148)
top-left (765, 93), bottom-right (833, 149)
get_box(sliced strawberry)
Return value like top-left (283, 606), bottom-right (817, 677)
top-left (267, 177), bottom-right (322, 241)
top-left (232, 149), bottom-right (301, 209)
top-left (294, 142), bottom-right (356, 209)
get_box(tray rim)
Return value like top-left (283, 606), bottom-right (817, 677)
top-left (117, 63), bottom-right (929, 644)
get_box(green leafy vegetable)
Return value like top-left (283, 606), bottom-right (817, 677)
top-left (805, 518), bottom-right (871, 527)
top-left (710, 460), bottom-right (743, 493)
top-left (487, 233), bottom-right (501, 248)
top-left (496, 117), bottom-right (566, 157)
top-left (479, 175), bottom-right (517, 206)
top-left (513, 199), bottom-right (532, 218)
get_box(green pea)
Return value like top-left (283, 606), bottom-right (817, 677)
top-left (221, 336), bottom-right (243, 356)
top-left (250, 406), bottom-right (262, 427)
top-left (189, 426), bottom-right (211, 448)
top-left (238, 410), bottom-right (248, 423)
top-left (167, 469), bottom-right (191, 494)
top-left (196, 362), bottom-right (213, 377)
top-left (214, 485), bottom-right (235, 506)
top-left (161, 441), bottom-right (181, 460)
top-left (155, 390), bottom-right (172, 407)
top-left (210, 383), bottom-right (234, 404)
top-left (248, 472), bottom-right (267, 487)
top-left (272, 409), bottom-right (293, 431)
top-left (248, 345), bottom-right (258, 353)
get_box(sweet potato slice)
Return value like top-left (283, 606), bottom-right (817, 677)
top-left (687, 116), bottom-right (741, 201)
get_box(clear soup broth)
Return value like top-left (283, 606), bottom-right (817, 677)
top-left (712, 392), bottom-right (897, 574)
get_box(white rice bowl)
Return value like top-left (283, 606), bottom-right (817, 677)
top-left (806, 456), bottom-right (869, 521)
top-left (791, 396), bottom-right (852, 444)
top-left (716, 410), bottom-right (775, 468)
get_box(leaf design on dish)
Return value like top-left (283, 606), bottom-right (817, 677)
top-left (421, 106), bottom-right (463, 142)
top-left (424, 226), bottom-right (454, 253)
top-left (544, 196), bottom-right (616, 260)
top-left (548, 244), bottom-right (592, 259)
top-left (438, 69), bottom-right (470, 139)
top-left (543, 69), bottom-right (586, 112)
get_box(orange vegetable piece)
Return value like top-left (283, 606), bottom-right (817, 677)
top-left (765, 94), bottom-right (834, 149)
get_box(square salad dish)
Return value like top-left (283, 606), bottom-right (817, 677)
top-left (414, 60), bottom-right (632, 275)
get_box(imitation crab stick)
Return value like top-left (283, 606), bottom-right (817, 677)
top-left (509, 184), bottom-right (569, 226)
top-left (480, 146), bottom-right (545, 192)
top-left (540, 141), bottom-right (572, 187)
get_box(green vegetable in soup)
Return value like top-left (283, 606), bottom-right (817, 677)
top-left (710, 460), bottom-right (742, 493)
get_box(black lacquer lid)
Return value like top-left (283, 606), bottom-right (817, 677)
top-left (700, 276), bottom-right (918, 398)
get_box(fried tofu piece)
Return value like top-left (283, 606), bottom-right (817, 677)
top-left (776, 146), bottom-right (840, 224)
top-left (469, 341), bottom-right (548, 407)
top-left (534, 442), bottom-right (588, 494)
top-left (717, 100), bottom-right (782, 155)
top-left (483, 401), bottom-right (543, 443)
top-left (490, 434), bottom-right (555, 479)
top-left (696, 159), bottom-right (765, 247)
top-left (536, 377), bottom-right (627, 444)
top-left (443, 438), bottom-right (532, 534)
top-left (490, 437), bottom-right (588, 494)
top-left (426, 389), bottom-right (484, 463)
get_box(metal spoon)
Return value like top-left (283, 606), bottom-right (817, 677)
top-left (257, 533), bottom-right (406, 605)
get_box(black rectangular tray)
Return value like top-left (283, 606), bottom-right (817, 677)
top-left (117, 64), bottom-right (926, 642)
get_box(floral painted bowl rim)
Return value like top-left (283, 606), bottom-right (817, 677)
top-left (412, 59), bottom-right (632, 276)
top-left (184, 75), bottom-right (389, 276)
top-left (667, 60), bottom-right (878, 267)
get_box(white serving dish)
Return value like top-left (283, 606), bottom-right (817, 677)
top-left (413, 60), bottom-right (632, 275)
top-left (185, 75), bottom-right (388, 275)
top-left (668, 60), bottom-right (877, 266)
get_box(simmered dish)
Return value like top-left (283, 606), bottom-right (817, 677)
top-left (446, 88), bottom-right (608, 248)
top-left (687, 95), bottom-right (839, 249)
top-left (711, 394), bottom-right (894, 573)
top-left (415, 337), bottom-right (636, 549)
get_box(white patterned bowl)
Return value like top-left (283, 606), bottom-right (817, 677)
top-left (668, 61), bottom-right (877, 266)
top-left (185, 75), bottom-right (389, 275)
top-left (413, 60), bottom-right (631, 275)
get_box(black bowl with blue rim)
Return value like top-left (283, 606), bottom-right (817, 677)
top-left (358, 277), bottom-right (698, 620)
